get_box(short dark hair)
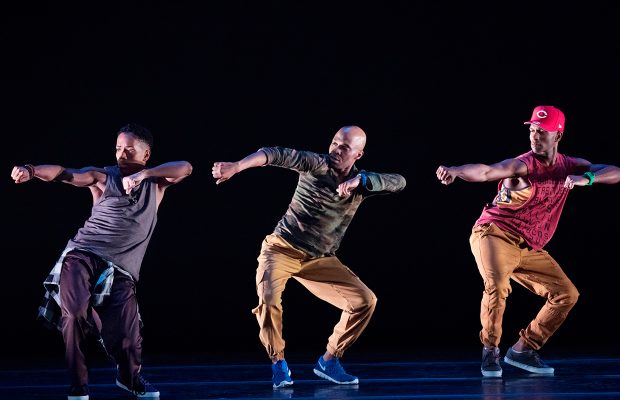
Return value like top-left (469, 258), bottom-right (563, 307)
top-left (117, 123), bottom-right (154, 149)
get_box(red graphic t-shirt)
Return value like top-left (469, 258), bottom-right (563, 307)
top-left (474, 151), bottom-right (582, 250)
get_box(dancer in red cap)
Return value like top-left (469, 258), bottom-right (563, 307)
top-left (436, 105), bottom-right (620, 377)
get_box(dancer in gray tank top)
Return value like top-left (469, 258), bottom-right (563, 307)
top-left (11, 123), bottom-right (192, 400)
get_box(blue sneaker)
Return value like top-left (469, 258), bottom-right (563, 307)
top-left (272, 359), bottom-right (294, 388)
top-left (313, 356), bottom-right (359, 384)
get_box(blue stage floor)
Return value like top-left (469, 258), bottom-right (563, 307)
top-left (2, 355), bottom-right (620, 399)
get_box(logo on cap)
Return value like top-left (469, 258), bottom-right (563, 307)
top-left (524, 105), bottom-right (565, 133)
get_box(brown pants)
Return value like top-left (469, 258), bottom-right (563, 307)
top-left (469, 223), bottom-right (579, 350)
top-left (59, 250), bottom-right (142, 386)
top-left (253, 234), bottom-right (377, 360)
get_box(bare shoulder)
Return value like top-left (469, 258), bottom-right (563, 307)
top-left (495, 157), bottom-right (528, 175)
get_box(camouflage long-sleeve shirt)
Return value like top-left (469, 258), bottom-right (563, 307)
top-left (260, 146), bottom-right (406, 258)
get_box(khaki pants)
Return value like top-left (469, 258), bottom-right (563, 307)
top-left (469, 223), bottom-right (579, 350)
top-left (253, 234), bottom-right (377, 360)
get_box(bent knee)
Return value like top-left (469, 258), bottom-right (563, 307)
top-left (554, 286), bottom-right (580, 305)
top-left (353, 290), bottom-right (377, 311)
top-left (556, 286), bottom-right (579, 304)
top-left (365, 293), bottom-right (378, 310)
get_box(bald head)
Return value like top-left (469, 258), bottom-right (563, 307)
top-left (329, 125), bottom-right (366, 173)
top-left (337, 125), bottom-right (367, 152)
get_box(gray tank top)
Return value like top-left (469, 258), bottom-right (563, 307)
top-left (67, 165), bottom-right (158, 281)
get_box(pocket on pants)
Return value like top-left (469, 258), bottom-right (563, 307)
top-left (472, 223), bottom-right (494, 236)
top-left (255, 266), bottom-right (268, 286)
top-left (255, 267), bottom-right (276, 305)
top-left (470, 223), bottom-right (495, 250)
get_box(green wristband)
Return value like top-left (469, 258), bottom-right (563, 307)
top-left (583, 171), bottom-right (595, 186)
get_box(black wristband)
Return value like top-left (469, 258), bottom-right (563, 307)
top-left (24, 164), bottom-right (35, 179)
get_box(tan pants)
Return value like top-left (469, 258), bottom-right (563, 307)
top-left (469, 223), bottom-right (579, 350)
top-left (252, 234), bottom-right (377, 360)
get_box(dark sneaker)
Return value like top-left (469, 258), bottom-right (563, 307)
top-left (67, 384), bottom-right (89, 400)
top-left (272, 359), bottom-right (294, 388)
top-left (504, 347), bottom-right (554, 374)
top-left (481, 346), bottom-right (502, 377)
top-left (313, 356), bottom-right (359, 384)
top-left (116, 374), bottom-right (160, 398)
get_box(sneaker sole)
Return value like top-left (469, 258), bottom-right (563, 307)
top-left (273, 380), bottom-right (294, 389)
top-left (68, 396), bottom-right (89, 400)
top-left (313, 368), bottom-right (359, 384)
top-left (116, 379), bottom-right (161, 397)
top-left (504, 356), bottom-right (554, 375)
top-left (481, 368), bottom-right (502, 377)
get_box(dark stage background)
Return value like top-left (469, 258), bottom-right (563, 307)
top-left (2, 2), bottom-right (618, 366)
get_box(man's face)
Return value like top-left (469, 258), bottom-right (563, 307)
top-left (529, 125), bottom-right (561, 154)
top-left (328, 129), bottom-right (364, 170)
top-left (116, 132), bottom-right (150, 167)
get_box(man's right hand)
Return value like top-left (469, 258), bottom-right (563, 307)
top-left (11, 165), bottom-right (33, 184)
top-left (436, 165), bottom-right (456, 185)
top-left (212, 162), bottom-right (239, 185)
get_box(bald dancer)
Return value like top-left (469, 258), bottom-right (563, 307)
top-left (212, 126), bottom-right (406, 388)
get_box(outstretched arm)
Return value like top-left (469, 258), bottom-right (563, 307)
top-left (436, 158), bottom-right (527, 185)
top-left (565, 164), bottom-right (620, 189)
top-left (122, 161), bottom-right (193, 194)
top-left (212, 150), bottom-right (268, 184)
top-left (11, 164), bottom-right (106, 189)
top-left (337, 171), bottom-right (406, 197)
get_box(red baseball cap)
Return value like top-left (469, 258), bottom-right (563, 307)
top-left (524, 105), bottom-right (565, 132)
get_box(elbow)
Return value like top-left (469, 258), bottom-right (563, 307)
top-left (183, 162), bottom-right (193, 177)
top-left (394, 175), bottom-right (407, 191)
top-left (51, 168), bottom-right (70, 183)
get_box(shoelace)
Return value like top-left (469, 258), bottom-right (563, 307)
top-left (529, 351), bottom-right (545, 367)
top-left (326, 358), bottom-right (352, 376)
top-left (483, 349), bottom-right (500, 364)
